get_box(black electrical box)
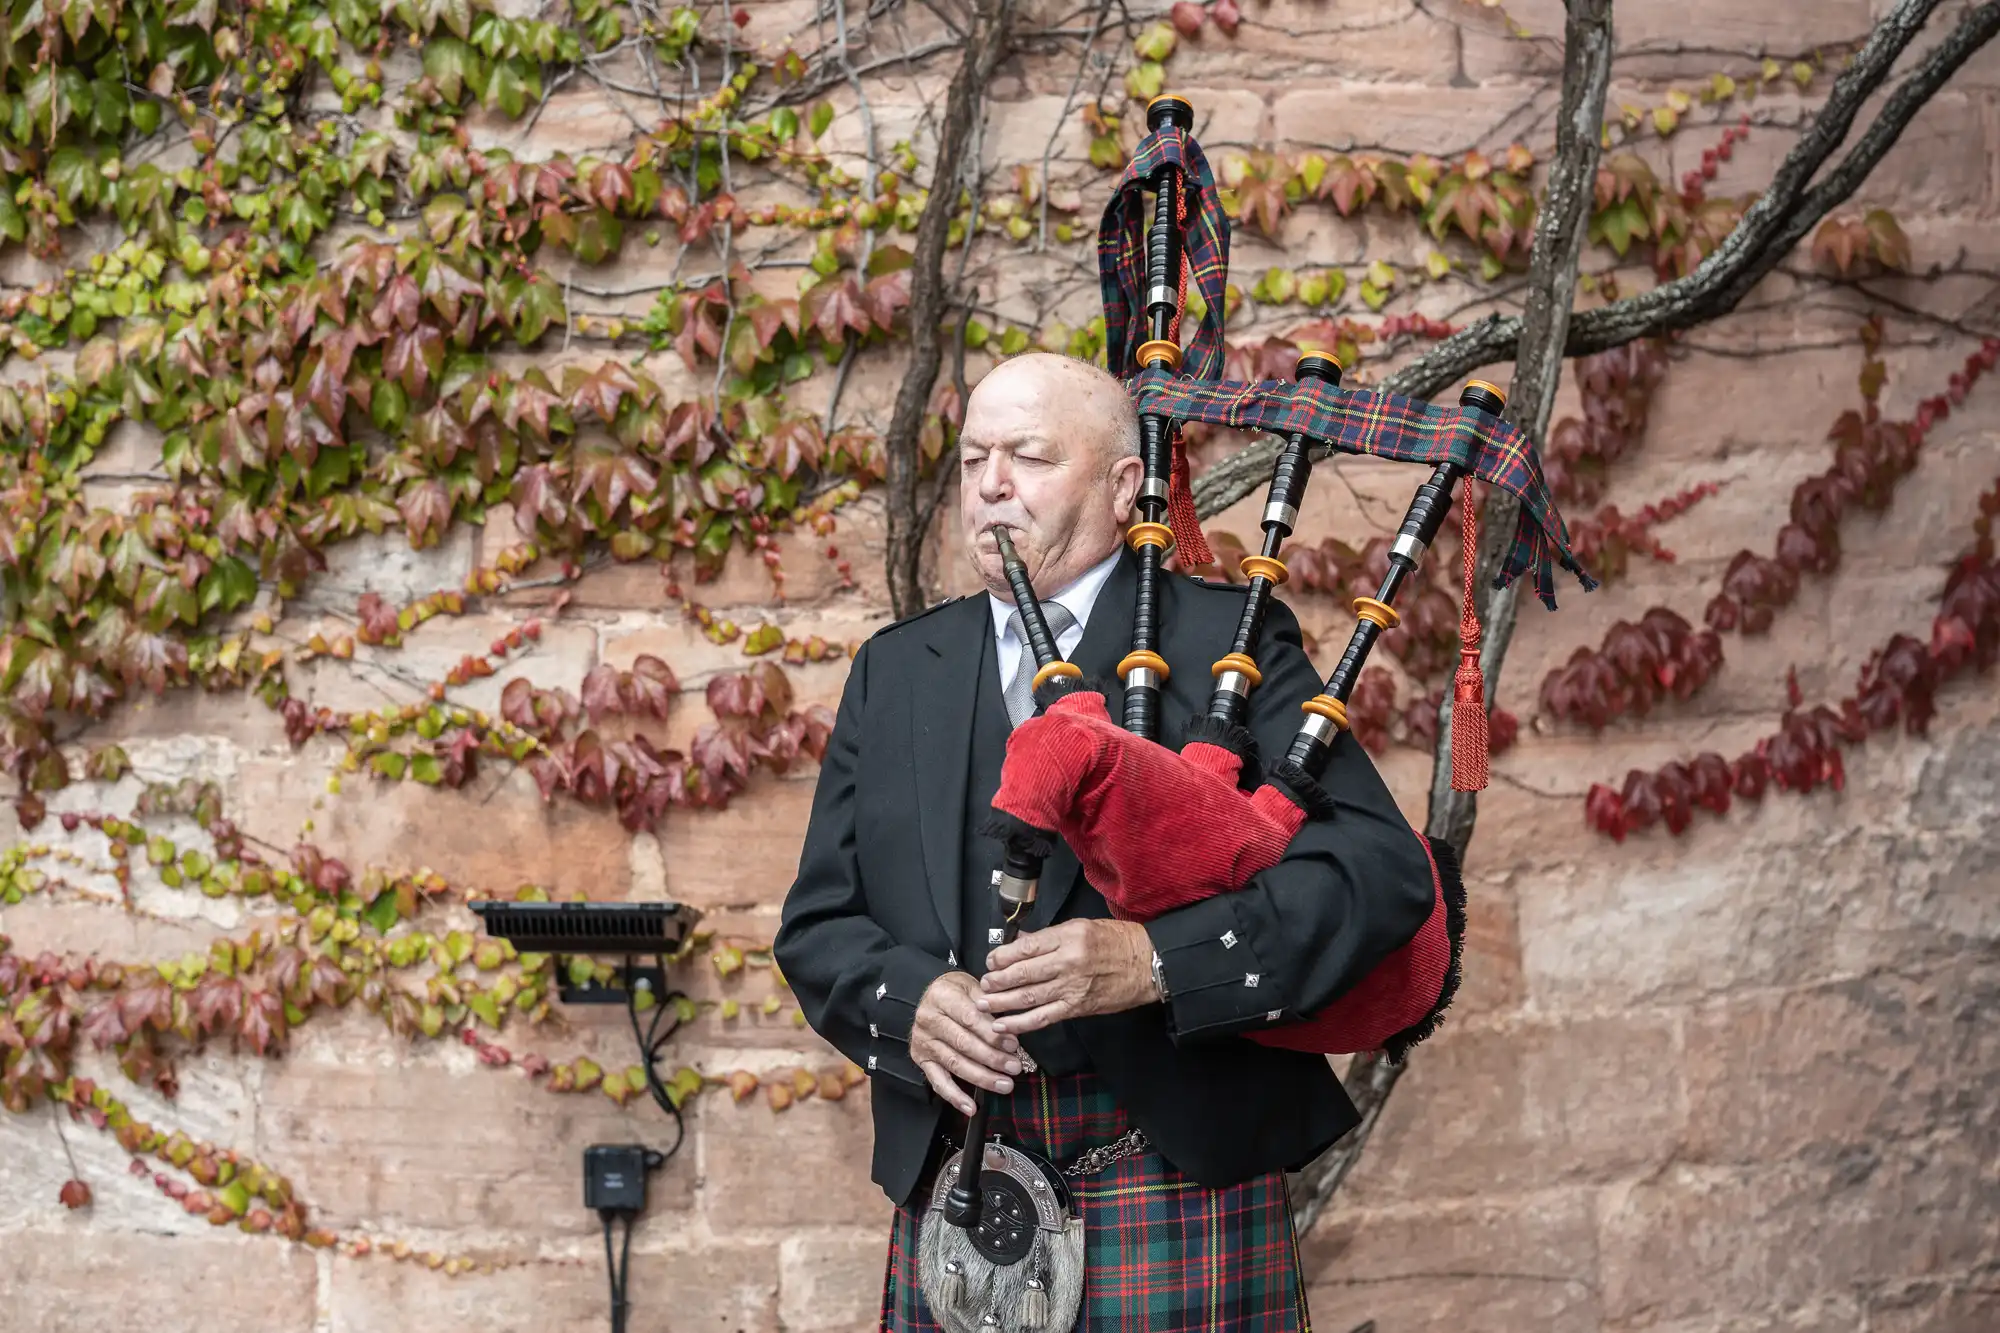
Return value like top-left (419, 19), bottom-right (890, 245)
top-left (584, 1144), bottom-right (652, 1214)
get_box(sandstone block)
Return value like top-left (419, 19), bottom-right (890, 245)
top-left (1302, 1187), bottom-right (1598, 1287)
top-left (657, 773), bottom-right (816, 909)
top-left (0, 1230), bottom-right (318, 1333)
top-left (1599, 1143), bottom-right (1998, 1326)
top-left (778, 1232), bottom-right (892, 1331)
top-left (1614, 0), bottom-right (1874, 54)
top-left (329, 1243), bottom-right (779, 1332)
top-left (292, 526), bottom-right (477, 618)
top-left (257, 1043), bottom-right (697, 1236)
top-left (234, 755), bottom-right (636, 901)
top-left (1272, 84), bottom-right (1544, 156)
top-left (1871, 1281), bottom-right (2000, 1333)
top-left (1167, 0), bottom-right (1460, 88)
top-left (1683, 964), bottom-right (1995, 1165)
top-left (0, 1048), bottom-right (260, 1237)
top-left (1339, 1014), bottom-right (1682, 1205)
top-left (1459, 0), bottom-right (1564, 83)
top-left (1306, 1161), bottom-right (1602, 1332)
top-left (700, 1091), bottom-right (893, 1234)
top-left (1850, 89), bottom-right (1991, 215)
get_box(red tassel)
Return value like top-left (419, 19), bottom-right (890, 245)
top-left (1166, 443), bottom-right (1214, 569)
top-left (1450, 491), bottom-right (1489, 792)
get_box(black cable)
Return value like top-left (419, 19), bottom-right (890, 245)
top-left (600, 1211), bottom-right (633, 1333)
top-left (623, 956), bottom-right (688, 1165)
top-left (597, 958), bottom-right (686, 1333)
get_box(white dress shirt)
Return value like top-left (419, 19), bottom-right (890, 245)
top-left (987, 546), bottom-right (1122, 695)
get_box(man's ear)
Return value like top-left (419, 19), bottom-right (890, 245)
top-left (1108, 452), bottom-right (1143, 523)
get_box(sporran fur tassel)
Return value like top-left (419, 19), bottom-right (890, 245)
top-left (1020, 1239), bottom-right (1052, 1329)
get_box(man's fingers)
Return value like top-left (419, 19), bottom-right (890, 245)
top-left (919, 1061), bottom-right (977, 1117)
top-left (979, 980), bottom-right (1062, 1017)
top-left (922, 1039), bottom-right (1015, 1096)
top-left (979, 950), bottom-right (1067, 997)
top-left (918, 979), bottom-right (1022, 1053)
top-left (932, 1017), bottom-right (1023, 1077)
top-left (984, 928), bottom-right (1063, 973)
top-left (990, 999), bottom-right (1071, 1035)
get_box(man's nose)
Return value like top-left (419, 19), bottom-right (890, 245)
top-left (978, 453), bottom-right (1013, 501)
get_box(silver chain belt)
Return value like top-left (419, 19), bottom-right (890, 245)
top-left (940, 1124), bottom-right (1150, 1179)
top-left (1062, 1126), bottom-right (1149, 1178)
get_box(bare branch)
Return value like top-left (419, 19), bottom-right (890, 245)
top-left (1190, 0), bottom-right (1992, 522)
top-left (1039, 0), bottom-right (1114, 249)
top-left (1424, 0), bottom-right (1615, 856)
top-left (881, 0), bottom-right (1017, 617)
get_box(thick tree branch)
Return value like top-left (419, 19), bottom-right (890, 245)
top-left (1287, 0), bottom-right (1616, 1241)
top-left (1190, 0), bottom-right (1993, 522)
top-left (881, 0), bottom-right (1016, 618)
top-left (1424, 0), bottom-right (1615, 863)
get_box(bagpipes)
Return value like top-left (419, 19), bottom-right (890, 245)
top-left (986, 93), bottom-right (1597, 1059)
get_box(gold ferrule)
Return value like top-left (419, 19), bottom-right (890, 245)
top-left (1353, 596), bottom-right (1401, 630)
top-left (1465, 378), bottom-right (1508, 408)
top-left (1118, 650), bottom-right (1170, 682)
top-left (1031, 661), bottom-right (1083, 691)
top-left (1135, 340), bottom-right (1183, 371)
top-left (1126, 521), bottom-right (1174, 552)
top-left (1210, 653), bottom-right (1263, 687)
top-left (1300, 695), bottom-right (1351, 730)
top-left (1239, 555), bottom-right (1288, 586)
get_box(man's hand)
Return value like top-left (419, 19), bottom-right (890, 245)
top-left (911, 972), bottom-right (1024, 1116)
top-left (976, 919), bottom-right (1158, 1035)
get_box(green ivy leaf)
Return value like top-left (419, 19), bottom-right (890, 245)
top-left (467, 991), bottom-right (501, 1029)
top-left (1591, 196), bottom-right (1649, 257)
top-left (666, 1066), bottom-right (704, 1108)
top-left (486, 59), bottom-right (538, 119)
top-left (361, 889), bottom-right (402, 935)
top-left (809, 100), bottom-right (834, 139)
top-left (370, 752), bottom-right (408, 781)
top-left (1125, 61), bottom-right (1165, 102)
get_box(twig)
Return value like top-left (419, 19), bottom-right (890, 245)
top-left (881, 0), bottom-right (1017, 617)
top-left (823, 0), bottom-right (884, 437)
top-left (1039, 0), bottom-right (1112, 250)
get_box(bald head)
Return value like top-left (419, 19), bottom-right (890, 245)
top-left (958, 353), bottom-right (1144, 600)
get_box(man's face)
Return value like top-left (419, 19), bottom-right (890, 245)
top-left (958, 366), bottom-right (1137, 598)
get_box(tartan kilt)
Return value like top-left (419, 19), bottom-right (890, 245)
top-left (879, 1068), bottom-right (1310, 1332)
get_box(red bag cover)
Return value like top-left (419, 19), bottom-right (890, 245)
top-left (991, 689), bottom-right (1458, 1056)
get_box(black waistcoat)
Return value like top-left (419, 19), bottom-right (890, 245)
top-left (958, 630), bottom-right (1088, 1073)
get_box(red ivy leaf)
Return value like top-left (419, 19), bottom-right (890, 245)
top-left (581, 664), bottom-right (624, 723)
top-left (239, 988), bottom-right (286, 1056)
top-left (624, 655), bottom-right (678, 719)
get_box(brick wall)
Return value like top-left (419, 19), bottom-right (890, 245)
top-left (3, 2), bottom-right (1997, 1331)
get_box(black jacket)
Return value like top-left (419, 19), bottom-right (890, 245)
top-left (774, 547), bottom-right (1435, 1207)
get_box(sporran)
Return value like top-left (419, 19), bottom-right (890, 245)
top-left (915, 1127), bottom-right (1148, 1333)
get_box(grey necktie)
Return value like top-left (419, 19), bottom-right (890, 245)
top-left (1002, 602), bottom-right (1077, 728)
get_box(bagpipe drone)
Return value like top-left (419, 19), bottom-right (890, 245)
top-left (987, 93), bottom-right (1598, 1061)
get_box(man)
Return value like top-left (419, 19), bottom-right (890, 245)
top-left (775, 353), bottom-right (1434, 1329)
